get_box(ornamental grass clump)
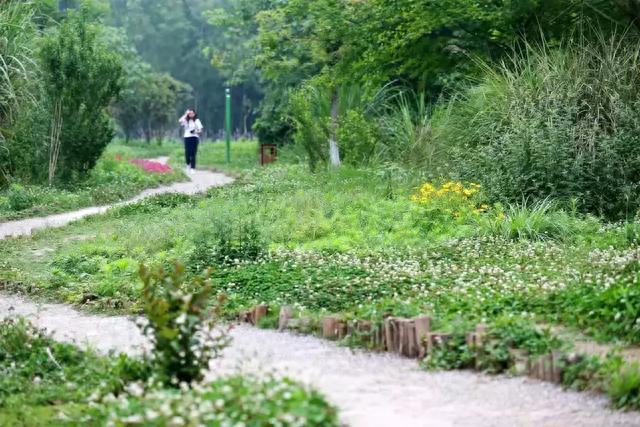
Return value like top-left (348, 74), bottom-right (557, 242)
top-left (139, 262), bottom-right (230, 386)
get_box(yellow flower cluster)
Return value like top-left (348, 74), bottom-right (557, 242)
top-left (410, 181), bottom-right (481, 204)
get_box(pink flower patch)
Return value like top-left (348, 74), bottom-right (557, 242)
top-left (129, 159), bottom-right (173, 174)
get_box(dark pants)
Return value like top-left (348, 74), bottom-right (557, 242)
top-left (184, 137), bottom-right (199, 169)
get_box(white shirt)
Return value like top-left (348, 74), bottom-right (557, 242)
top-left (181, 118), bottom-right (203, 138)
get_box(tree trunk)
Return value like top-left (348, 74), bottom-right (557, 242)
top-left (329, 89), bottom-right (341, 167)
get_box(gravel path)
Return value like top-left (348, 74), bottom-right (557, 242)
top-left (1, 160), bottom-right (639, 426)
top-left (1, 293), bottom-right (639, 427)
top-left (0, 157), bottom-right (234, 239)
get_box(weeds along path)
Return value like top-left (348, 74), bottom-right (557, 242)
top-left (0, 157), bottom-right (234, 239)
top-left (1, 294), bottom-right (640, 427)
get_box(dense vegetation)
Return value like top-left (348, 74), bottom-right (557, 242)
top-left (4, 0), bottom-right (640, 422)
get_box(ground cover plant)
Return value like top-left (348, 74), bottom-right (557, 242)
top-left (2, 158), bottom-right (640, 412)
top-left (4, 161), bottom-right (640, 411)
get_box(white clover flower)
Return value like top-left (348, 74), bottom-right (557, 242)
top-left (121, 415), bottom-right (144, 424)
top-left (169, 416), bottom-right (185, 426)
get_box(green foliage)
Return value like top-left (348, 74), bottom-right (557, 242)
top-left (423, 316), bottom-right (560, 373)
top-left (0, 1), bottom-right (36, 142)
top-left (422, 320), bottom-right (475, 371)
top-left (115, 0), bottom-right (258, 137)
top-left (336, 110), bottom-right (378, 166)
top-left (0, 317), bottom-right (339, 426)
top-left (256, 306), bottom-right (281, 329)
top-left (439, 36), bottom-right (640, 219)
top-left (113, 60), bottom-right (192, 142)
top-left (39, 8), bottom-right (123, 182)
top-left (188, 215), bottom-right (266, 271)
top-left (0, 317), bottom-right (151, 408)
top-left (609, 362), bottom-right (640, 409)
top-left (289, 80), bottom-right (381, 168)
top-left (0, 149), bottom-right (184, 221)
top-left (96, 374), bottom-right (340, 426)
top-left (377, 90), bottom-right (438, 169)
top-left (139, 262), bottom-right (230, 385)
top-left (0, 1), bottom-right (39, 185)
top-left (546, 268), bottom-right (640, 343)
top-left (476, 199), bottom-right (599, 242)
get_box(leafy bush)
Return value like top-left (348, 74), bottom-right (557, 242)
top-left (289, 85), bottom-right (329, 171)
top-left (336, 109), bottom-right (379, 165)
top-left (39, 8), bottom-right (123, 183)
top-left (438, 35), bottom-right (640, 219)
top-left (289, 80), bottom-right (380, 170)
top-left (422, 318), bottom-right (475, 370)
top-left (139, 263), bottom-right (230, 385)
top-left (5, 184), bottom-right (36, 211)
top-left (96, 374), bottom-right (339, 427)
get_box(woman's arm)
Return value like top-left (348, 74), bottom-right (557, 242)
top-left (178, 111), bottom-right (188, 125)
top-left (195, 119), bottom-right (204, 134)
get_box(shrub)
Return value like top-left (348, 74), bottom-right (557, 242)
top-left (289, 79), bottom-right (380, 170)
top-left (422, 319), bottom-right (475, 371)
top-left (336, 109), bottom-right (379, 165)
top-left (5, 183), bottom-right (35, 211)
top-left (438, 34), bottom-right (640, 219)
top-left (139, 263), bottom-right (230, 385)
top-left (39, 8), bottom-right (123, 183)
top-left (423, 316), bottom-right (559, 373)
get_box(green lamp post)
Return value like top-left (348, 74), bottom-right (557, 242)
top-left (225, 88), bottom-right (231, 165)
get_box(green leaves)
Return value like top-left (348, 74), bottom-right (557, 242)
top-left (39, 8), bottom-right (123, 182)
top-left (139, 262), bottom-right (230, 385)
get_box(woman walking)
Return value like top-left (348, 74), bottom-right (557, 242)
top-left (179, 108), bottom-right (204, 173)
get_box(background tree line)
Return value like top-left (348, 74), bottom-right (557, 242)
top-left (4, 0), bottom-right (640, 218)
top-left (204, 0), bottom-right (640, 219)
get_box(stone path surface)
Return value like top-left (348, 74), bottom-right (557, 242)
top-left (0, 157), bottom-right (234, 239)
top-left (1, 293), bottom-right (639, 427)
top-left (1, 159), bottom-right (640, 427)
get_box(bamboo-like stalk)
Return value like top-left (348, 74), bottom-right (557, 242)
top-left (48, 98), bottom-right (63, 185)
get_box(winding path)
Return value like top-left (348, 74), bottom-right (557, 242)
top-left (0, 157), bottom-right (233, 239)
top-left (1, 162), bottom-right (639, 427)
